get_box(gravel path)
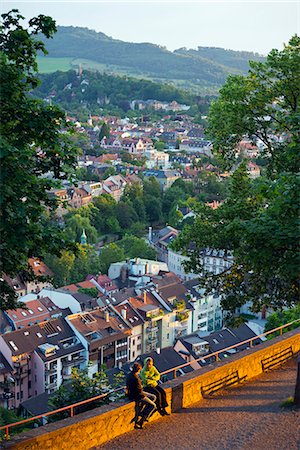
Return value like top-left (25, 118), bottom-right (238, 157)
top-left (96, 359), bottom-right (300, 450)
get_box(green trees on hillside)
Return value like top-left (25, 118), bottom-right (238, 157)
top-left (175, 36), bottom-right (300, 316)
top-left (0, 10), bottom-right (78, 311)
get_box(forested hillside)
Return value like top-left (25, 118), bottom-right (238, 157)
top-left (174, 47), bottom-right (265, 72)
top-left (37, 26), bottom-right (265, 93)
top-left (34, 70), bottom-right (201, 116)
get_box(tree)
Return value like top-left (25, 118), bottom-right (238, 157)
top-left (0, 10), bottom-right (78, 310)
top-left (117, 235), bottom-right (156, 260)
top-left (264, 305), bottom-right (300, 335)
top-left (65, 214), bottom-right (97, 244)
top-left (99, 244), bottom-right (125, 274)
top-left (98, 122), bottom-right (110, 142)
top-left (175, 38), bottom-right (300, 315)
top-left (207, 35), bottom-right (300, 176)
top-left (154, 140), bottom-right (165, 151)
top-left (49, 366), bottom-right (110, 412)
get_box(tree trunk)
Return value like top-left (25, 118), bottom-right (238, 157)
top-left (294, 357), bottom-right (300, 406)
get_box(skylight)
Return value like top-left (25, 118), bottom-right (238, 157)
top-left (9, 341), bottom-right (18, 351)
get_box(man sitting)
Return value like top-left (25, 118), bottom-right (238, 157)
top-left (126, 362), bottom-right (157, 429)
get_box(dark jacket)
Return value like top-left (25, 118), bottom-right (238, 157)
top-left (126, 371), bottom-right (145, 402)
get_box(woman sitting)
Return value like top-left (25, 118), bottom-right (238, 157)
top-left (140, 357), bottom-right (169, 416)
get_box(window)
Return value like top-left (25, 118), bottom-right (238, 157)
top-left (132, 339), bottom-right (135, 346)
top-left (9, 340), bottom-right (18, 351)
top-left (36, 333), bottom-right (42, 338)
top-left (137, 344), bottom-right (141, 351)
top-left (132, 351), bottom-right (135, 358)
top-left (17, 392), bottom-right (20, 400)
top-left (28, 381), bottom-right (31, 389)
top-left (28, 309), bottom-right (34, 315)
top-left (37, 307), bottom-right (43, 312)
top-left (21, 311), bottom-right (27, 316)
top-left (21, 391), bottom-right (23, 399)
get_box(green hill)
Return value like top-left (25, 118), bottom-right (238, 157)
top-left (38, 26), bottom-right (265, 94)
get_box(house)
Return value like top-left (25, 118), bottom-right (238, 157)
top-left (113, 301), bottom-right (145, 362)
top-left (247, 161), bottom-right (261, 178)
top-left (68, 187), bottom-right (92, 209)
top-left (67, 309), bottom-right (131, 376)
top-left (5, 298), bottom-right (59, 329)
top-left (2, 259), bottom-right (53, 298)
top-left (149, 225), bottom-right (179, 263)
top-left (102, 175), bottom-right (127, 202)
top-left (143, 170), bottom-right (181, 191)
top-left (179, 139), bottom-right (212, 156)
top-left (91, 274), bottom-right (118, 295)
top-left (0, 318), bottom-right (86, 407)
top-left (144, 149), bottom-right (170, 169)
top-left (108, 258), bottom-right (169, 282)
top-left (26, 258), bottom-right (54, 294)
top-left (174, 323), bottom-right (263, 367)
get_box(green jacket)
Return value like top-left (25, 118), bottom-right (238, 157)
top-left (140, 358), bottom-right (160, 388)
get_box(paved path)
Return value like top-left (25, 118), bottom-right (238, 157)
top-left (97, 360), bottom-right (300, 450)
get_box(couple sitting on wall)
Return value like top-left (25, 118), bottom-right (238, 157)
top-left (126, 357), bottom-right (169, 429)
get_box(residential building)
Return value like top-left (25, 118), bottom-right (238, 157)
top-left (0, 318), bottom-right (86, 407)
top-left (143, 170), bottom-right (181, 191)
top-left (67, 309), bottom-right (131, 376)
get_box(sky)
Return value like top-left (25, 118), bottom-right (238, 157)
top-left (1, 1), bottom-right (299, 55)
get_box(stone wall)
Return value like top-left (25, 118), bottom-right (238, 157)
top-left (4, 329), bottom-right (300, 450)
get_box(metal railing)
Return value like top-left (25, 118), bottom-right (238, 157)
top-left (1, 319), bottom-right (299, 440)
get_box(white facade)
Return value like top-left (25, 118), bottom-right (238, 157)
top-left (167, 249), bottom-right (198, 281)
top-left (144, 149), bottom-right (170, 169)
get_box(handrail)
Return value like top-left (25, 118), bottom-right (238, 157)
top-left (161, 318), bottom-right (300, 377)
top-left (0, 318), bottom-right (299, 440)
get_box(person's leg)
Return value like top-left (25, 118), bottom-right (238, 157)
top-left (156, 385), bottom-right (168, 408)
top-left (144, 386), bottom-right (162, 411)
top-left (141, 390), bottom-right (157, 408)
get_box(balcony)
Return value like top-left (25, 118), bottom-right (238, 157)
top-left (45, 366), bottom-right (57, 375)
top-left (147, 325), bottom-right (158, 333)
top-left (62, 372), bottom-right (72, 380)
top-left (147, 334), bottom-right (158, 343)
top-left (62, 356), bottom-right (85, 366)
top-left (45, 380), bottom-right (57, 389)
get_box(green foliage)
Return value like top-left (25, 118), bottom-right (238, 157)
top-left (45, 245), bottom-right (100, 286)
top-left (176, 38), bottom-right (300, 314)
top-left (49, 366), bottom-right (110, 411)
top-left (99, 244), bottom-right (125, 274)
top-left (196, 172), bottom-right (229, 202)
top-left (98, 122), bottom-right (110, 142)
top-left (78, 287), bottom-right (98, 298)
top-left (117, 235), bottom-right (156, 260)
top-left (35, 26), bottom-right (266, 94)
top-left (102, 166), bottom-right (116, 179)
top-left (264, 305), bottom-right (300, 337)
top-left (0, 10), bottom-right (78, 311)
top-left (154, 141), bottom-right (166, 151)
top-left (65, 213), bottom-right (97, 244)
top-left (207, 35), bottom-right (300, 176)
top-left (175, 165), bottom-right (300, 313)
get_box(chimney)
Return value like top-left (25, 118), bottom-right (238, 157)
top-left (148, 226), bottom-right (152, 243)
top-left (143, 291), bottom-right (147, 303)
top-left (105, 311), bottom-right (110, 323)
top-left (121, 309), bottom-right (127, 320)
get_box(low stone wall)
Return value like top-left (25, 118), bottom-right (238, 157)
top-left (4, 329), bottom-right (300, 450)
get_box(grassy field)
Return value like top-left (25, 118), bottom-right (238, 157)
top-left (36, 56), bottom-right (215, 94)
top-left (37, 57), bottom-right (74, 73)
